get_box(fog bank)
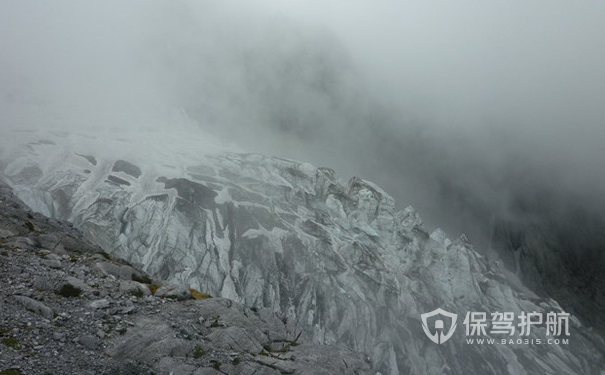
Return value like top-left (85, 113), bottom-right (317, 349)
top-left (2, 0), bottom-right (605, 246)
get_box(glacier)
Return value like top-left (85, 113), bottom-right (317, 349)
top-left (1, 126), bottom-right (604, 375)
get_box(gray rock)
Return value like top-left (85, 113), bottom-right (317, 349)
top-left (53, 331), bottom-right (67, 342)
top-left (13, 295), bottom-right (53, 319)
top-left (89, 299), bottom-right (111, 309)
top-left (41, 258), bottom-right (62, 269)
top-left (154, 285), bottom-right (191, 300)
top-left (107, 318), bottom-right (194, 363)
top-left (155, 357), bottom-right (196, 375)
top-left (32, 276), bottom-right (53, 291)
top-left (114, 300), bottom-right (136, 315)
top-left (44, 253), bottom-right (62, 261)
top-left (263, 341), bottom-right (290, 353)
top-left (64, 276), bottom-right (90, 292)
top-left (0, 228), bottom-right (16, 238)
top-left (93, 261), bottom-right (121, 279)
top-left (196, 299), bottom-right (271, 340)
top-left (36, 233), bottom-right (65, 252)
top-left (3, 236), bottom-right (36, 249)
top-left (256, 307), bottom-right (288, 341)
top-left (93, 261), bottom-right (150, 283)
top-left (59, 234), bottom-right (101, 254)
top-left (118, 280), bottom-right (151, 297)
top-left (192, 368), bottom-right (223, 375)
top-left (118, 264), bottom-right (135, 280)
top-left (290, 343), bottom-right (373, 374)
top-left (207, 326), bottom-right (264, 354)
top-left (214, 362), bottom-right (281, 375)
top-left (79, 335), bottom-right (101, 350)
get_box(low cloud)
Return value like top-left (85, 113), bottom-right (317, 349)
top-left (2, 0), bottom-right (605, 250)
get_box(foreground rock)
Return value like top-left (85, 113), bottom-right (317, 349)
top-left (0, 181), bottom-right (372, 374)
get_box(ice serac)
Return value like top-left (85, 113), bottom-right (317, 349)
top-left (1, 129), bottom-right (604, 375)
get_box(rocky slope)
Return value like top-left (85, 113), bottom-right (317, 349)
top-left (0, 180), bottom-right (372, 374)
top-left (1, 127), bottom-right (604, 374)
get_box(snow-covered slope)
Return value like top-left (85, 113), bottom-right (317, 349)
top-left (1, 127), bottom-right (604, 374)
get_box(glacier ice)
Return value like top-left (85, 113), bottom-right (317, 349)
top-left (1, 127), bottom-right (604, 375)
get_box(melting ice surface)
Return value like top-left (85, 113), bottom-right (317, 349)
top-left (1, 123), bottom-right (604, 375)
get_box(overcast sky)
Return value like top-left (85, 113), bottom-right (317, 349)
top-left (2, 0), bottom-right (605, 244)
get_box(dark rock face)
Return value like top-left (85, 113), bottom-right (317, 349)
top-left (156, 177), bottom-right (218, 209)
top-left (490, 206), bottom-right (605, 335)
top-left (112, 160), bottom-right (142, 178)
top-left (1, 129), bottom-right (605, 374)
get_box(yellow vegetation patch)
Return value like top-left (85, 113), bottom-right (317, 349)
top-left (189, 288), bottom-right (212, 300)
top-left (148, 284), bottom-right (161, 295)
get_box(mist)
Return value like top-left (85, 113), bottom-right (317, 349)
top-left (2, 0), bottom-right (605, 250)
